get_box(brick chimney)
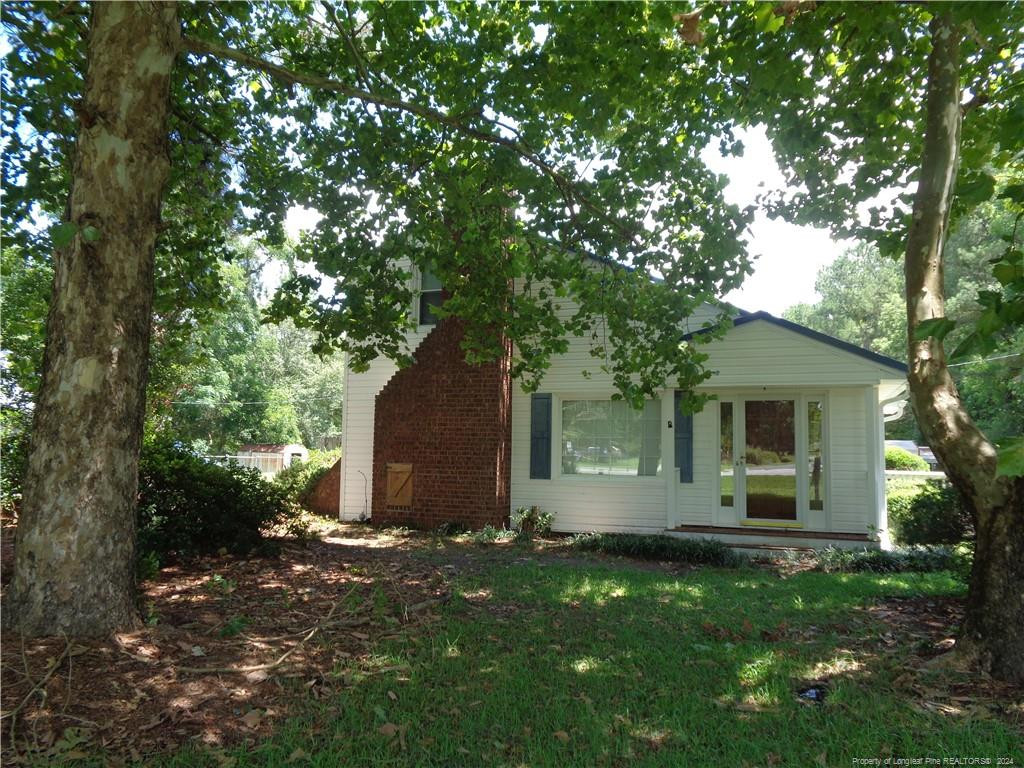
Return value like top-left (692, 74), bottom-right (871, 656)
top-left (371, 318), bottom-right (512, 530)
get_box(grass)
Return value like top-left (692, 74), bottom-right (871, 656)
top-left (139, 558), bottom-right (1023, 768)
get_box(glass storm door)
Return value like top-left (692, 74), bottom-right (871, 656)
top-left (742, 400), bottom-right (797, 521)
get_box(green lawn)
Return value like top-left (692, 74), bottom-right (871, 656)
top-left (152, 558), bottom-right (1021, 767)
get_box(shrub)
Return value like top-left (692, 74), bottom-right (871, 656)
top-left (137, 443), bottom-right (294, 560)
top-left (812, 545), bottom-right (955, 574)
top-left (435, 521), bottom-right (469, 536)
top-left (887, 479), bottom-right (971, 546)
top-left (511, 505), bottom-right (554, 539)
top-left (569, 533), bottom-right (744, 567)
top-left (471, 524), bottom-right (512, 544)
top-left (885, 446), bottom-right (930, 471)
top-left (950, 542), bottom-right (974, 584)
top-left (745, 447), bottom-right (782, 466)
top-left (0, 406), bottom-right (32, 515)
top-left (272, 449), bottom-right (341, 511)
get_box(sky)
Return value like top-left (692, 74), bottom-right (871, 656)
top-left (284, 126), bottom-right (849, 317)
top-left (699, 126), bottom-right (850, 315)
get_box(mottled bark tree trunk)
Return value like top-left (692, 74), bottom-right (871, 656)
top-left (5, 3), bottom-right (179, 636)
top-left (905, 13), bottom-right (1024, 683)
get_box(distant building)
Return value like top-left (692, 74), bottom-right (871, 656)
top-left (235, 443), bottom-right (309, 476)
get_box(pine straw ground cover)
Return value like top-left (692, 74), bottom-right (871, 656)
top-left (1, 522), bottom-right (1022, 767)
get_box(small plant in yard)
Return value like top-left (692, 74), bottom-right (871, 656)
top-left (435, 521), bottom-right (469, 536)
top-left (136, 550), bottom-right (161, 583)
top-left (471, 524), bottom-right (513, 544)
top-left (569, 532), bottom-right (744, 567)
top-left (219, 615), bottom-right (250, 638)
top-left (203, 574), bottom-right (237, 596)
top-left (510, 505), bottom-right (554, 540)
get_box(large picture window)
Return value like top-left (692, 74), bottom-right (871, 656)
top-left (561, 399), bottom-right (661, 476)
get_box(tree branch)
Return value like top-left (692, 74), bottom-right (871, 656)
top-left (179, 34), bottom-right (638, 243)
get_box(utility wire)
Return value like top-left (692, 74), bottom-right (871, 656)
top-left (169, 396), bottom-right (341, 406)
top-left (947, 352), bottom-right (1022, 368)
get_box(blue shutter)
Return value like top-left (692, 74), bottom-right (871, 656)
top-left (530, 393), bottom-right (552, 480)
top-left (674, 391), bottom-right (694, 483)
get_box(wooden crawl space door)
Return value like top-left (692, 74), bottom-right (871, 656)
top-left (386, 463), bottom-right (413, 508)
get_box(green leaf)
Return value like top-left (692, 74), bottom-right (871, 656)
top-left (912, 317), bottom-right (956, 343)
top-left (995, 436), bottom-right (1024, 478)
top-left (998, 183), bottom-right (1024, 204)
top-left (992, 261), bottom-right (1019, 286)
top-left (957, 171), bottom-right (996, 205)
top-left (948, 331), bottom-right (992, 362)
top-left (81, 225), bottom-right (101, 243)
top-left (50, 222), bottom-right (77, 248)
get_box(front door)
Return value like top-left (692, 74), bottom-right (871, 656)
top-left (719, 398), bottom-right (798, 524)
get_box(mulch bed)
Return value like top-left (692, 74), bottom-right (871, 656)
top-left (0, 527), bottom-right (452, 765)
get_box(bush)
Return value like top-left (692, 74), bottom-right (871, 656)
top-left (137, 443), bottom-right (294, 560)
top-left (0, 406), bottom-right (32, 515)
top-left (569, 533), bottom-right (744, 567)
top-left (812, 545), bottom-right (955, 573)
top-left (471, 524), bottom-right (513, 544)
top-left (887, 479), bottom-right (971, 545)
top-left (272, 449), bottom-right (341, 511)
top-left (885, 446), bottom-right (930, 471)
top-left (511, 505), bottom-right (554, 539)
top-left (745, 447), bottom-right (782, 466)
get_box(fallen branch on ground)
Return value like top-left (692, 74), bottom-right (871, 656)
top-left (178, 584), bottom-right (360, 675)
top-left (1, 639), bottom-right (71, 723)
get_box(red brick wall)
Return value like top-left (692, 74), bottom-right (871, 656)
top-left (372, 318), bottom-right (511, 530)
top-left (305, 459), bottom-right (341, 518)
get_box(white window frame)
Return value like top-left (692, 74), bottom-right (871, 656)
top-left (555, 393), bottom-right (664, 481)
top-left (416, 267), bottom-right (443, 329)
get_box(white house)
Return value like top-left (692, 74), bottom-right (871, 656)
top-left (337, 259), bottom-right (907, 550)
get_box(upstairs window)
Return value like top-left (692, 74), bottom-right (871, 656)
top-left (561, 398), bottom-right (661, 476)
top-left (419, 269), bottom-right (443, 326)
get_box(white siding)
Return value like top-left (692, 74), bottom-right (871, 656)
top-left (699, 321), bottom-right (900, 387)
top-left (509, 315), bottom-right (899, 536)
top-left (828, 388), bottom-right (874, 534)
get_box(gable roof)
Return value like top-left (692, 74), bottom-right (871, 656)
top-left (547, 252), bottom-right (906, 374)
top-left (686, 310), bottom-right (908, 374)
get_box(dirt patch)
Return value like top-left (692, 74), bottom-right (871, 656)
top-left (0, 526), bottom-right (451, 765)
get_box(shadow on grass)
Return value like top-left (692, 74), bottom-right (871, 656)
top-left (4, 526), bottom-right (1021, 767)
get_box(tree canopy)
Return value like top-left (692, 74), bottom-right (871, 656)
top-left (4, 2), bottom-right (760, 410)
top-left (785, 200), bottom-right (1024, 444)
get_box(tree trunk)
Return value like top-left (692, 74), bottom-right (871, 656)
top-left (5, 3), bottom-right (179, 636)
top-left (904, 13), bottom-right (1024, 683)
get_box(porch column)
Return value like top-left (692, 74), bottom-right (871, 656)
top-left (864, 385), bottom-right (888, 547)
